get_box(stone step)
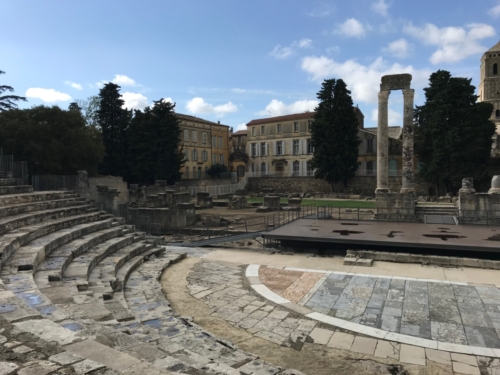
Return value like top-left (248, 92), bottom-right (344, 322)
top-left (0, 185), bottom-right (33, 195)
top-left (33, 225), bottom-right (127, 284)
top-left (114, 246), bottom-right (166, 294)
top-left (63, 235), bottom-right (137, 284)
top-left (0, 211), bottom-right (108, 266)
top-left (88, 241), bottom-right (153, 297)
top-left (0, 170), bottom-right (12, 178)
top-left (0, 196), bottom-right (86, 219)
top-left (0, 191), bottom-right (78, 206)
top-left (0, 203), bottom-right (92, 237)
top-left (0, 178), bottom-right (18, 186)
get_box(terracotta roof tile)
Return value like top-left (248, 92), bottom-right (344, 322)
top-left (247, 112), bottom-right (315, 126)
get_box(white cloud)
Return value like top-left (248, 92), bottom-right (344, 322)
top-left (269, 45), bottom-right (294, 59)
top-left (257, 99), bottom-right (318, 117)
top-left (235, 123), bottom-right (247, 131)
top-left (269, 38), bottom-right (313, 59)
top-left (371, 108), bottom-right (402, 127)
top-left (64, 81), bottom-right (82, 90)
top-left (186, 97), bottom-right (238, 115)
top-left (489, 2), bottom-right (500, 18)
top-left (371, 0), bottom-right (389, 16)
top-left (121, 92), bottom-right (149, 110)
top-left (403, 22), bottom-right (496, 64)
top-left (326, 46), bottom-right (341, 55)
top-left (301, 55), bottom-right (431, 104)
top-left (334, 18), bottom-right (368, 39)
top-left (309, 4), bottom-right (334, 17)
top-left (25, 88), bottom-right (72, 102)
top-left (112, 74), bottom-right (137, 86)
top-left (383, 38), bottom-right (413, 58)
top-left (231, 88), bottom-right (277, 95)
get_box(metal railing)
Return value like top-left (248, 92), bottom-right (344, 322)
top-left (0, 150), bottom-right (29, 185)
top-left (181, 171), bottom-right (236, 180)
top-left (31, 175), bottom-right (79, 192)
top-left (457, 210), bottom-right (500, 226)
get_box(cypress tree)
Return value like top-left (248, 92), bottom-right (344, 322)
top-left (415, 70), bottom-right (495, 193)
top-left (97, 83), bottom-right (131, 177)
top-left (310, 78), bottom-right (360, 190)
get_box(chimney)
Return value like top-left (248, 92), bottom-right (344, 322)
top-left (218, 120), bottom-right (220, 124)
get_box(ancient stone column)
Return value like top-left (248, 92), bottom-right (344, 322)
top-left (376, 90), bottom-right (390, 193)
top-left (401, 89), bottom-right (415, 193)
top-left (489, 175), bottom-right (500, 194)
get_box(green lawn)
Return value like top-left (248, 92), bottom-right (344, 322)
top-left (246, 197), bottom-right (376, 209)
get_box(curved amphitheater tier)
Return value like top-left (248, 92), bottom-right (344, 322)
top-left (0, 177), bottom-right (301, 374)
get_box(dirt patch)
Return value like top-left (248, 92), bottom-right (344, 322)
top-left (161, 258), bottom-right (445, 375)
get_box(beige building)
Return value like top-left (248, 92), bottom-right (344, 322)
top-left (176, 114), bottom-right (230, 179)
top-left (229, 129), bottom-right (248, 177)
top-left (246, 110), bottom-right (364, 176)
top-left (478, 40), bottom-right (500, 155)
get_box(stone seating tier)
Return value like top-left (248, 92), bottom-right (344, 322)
top-left (0, 178), bottom-right (19, 186)
top-left (0, 185), bottom-right (34, 195)
top-left (0, 180), bottom-right (297, 374)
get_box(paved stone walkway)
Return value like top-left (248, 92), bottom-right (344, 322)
top-left (187, 259), bottom-right (500, 374)
top-left (259, 267), bottom-right (500, 349)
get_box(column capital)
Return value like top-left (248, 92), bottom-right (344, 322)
top-left (402, 88), bottom-right (415, 99)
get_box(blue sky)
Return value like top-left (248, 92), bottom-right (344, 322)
top-left (2, 0), bottom-right (500, 130)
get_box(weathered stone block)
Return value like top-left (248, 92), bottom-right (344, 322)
top-left (463, 258), bottom-right (479, 268)
top-left (346, 249), bottom-right (357, 256)
top-left (409, 254), bottom-right (430, 264)
top-left (430, 255), bottom-right (450, 266)
top-left (377, 252), bottom-right (397, 262)
top-left (343, 257), bottom-right (357, 266)
top-left (356, 258), bottom-right (373, 267)
top-left (396, 253), bottom-right (411, 263)
top-left (263, 196), bottom-right (280, 210)
top-left (449, 257), bottom-right (464, 267)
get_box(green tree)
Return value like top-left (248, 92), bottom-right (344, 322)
top-left (97, 83), bottom-right (131, 177)
top-left (0, 70), bottom-right (26, 111)
top-left (76, 96), bottom-right (100, 128)
top-left (206, 163), bottom-right (228, 178)
top-left (415, 70), bottom-right (495, 193)
top-left (310, 78), bottom-right (360, 190)
top-left (0, 105), bottom-right (104, 175)
top-left (127, 99), bottom-right (184, 184)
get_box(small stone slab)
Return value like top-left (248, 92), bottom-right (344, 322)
top-left (399, 344), bottom-right (426, 366)
top-left (309, 328), bottom-right (334, 345)
top-left (0, 362), bottom-right (18, 375)
top-left (327, 332), bottom-right (354, 350)
top-left (350, 337), bottom-right (377, 355)
top-left (17, 360), bottom-right (60, 375)
top-left (49, 351), bottom-right (84, 365)
top-left (425, 348), bottom-right (451, 366)
top-left (374, 341), bottom-right (399, 360)
top-left (72, 359), bottom-right (106, 374)
top-left (343, 257), bottom-right (357, 266)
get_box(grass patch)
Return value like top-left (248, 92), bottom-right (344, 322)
top-left (246, 197), bottom-right (375, 209)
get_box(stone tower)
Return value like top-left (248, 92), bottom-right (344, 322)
top-left (479, 40), bottom-right (500, 136)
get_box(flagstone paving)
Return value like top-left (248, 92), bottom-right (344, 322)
top-left (261, 267), bottom-right (500, 348)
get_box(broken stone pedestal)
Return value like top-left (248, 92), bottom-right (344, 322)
top-left (489, 175), bottom-right (500, 194)
top-left (229, 195), bottom-right (247, 210)
top-left (197, 192), bottom-right (213, 208)
top-left (375, 192), bottom-right (416, 221)
top-left (263, 196), bottom-right (280, 211)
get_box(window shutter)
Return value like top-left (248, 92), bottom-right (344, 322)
top-left (273, 141), bottom-right (277, 155)
top-left (289, 161), bottom-right (294, 174)
top-left (265, 143), bottom-right (268, 156)
top-left (298, 140), bottom-right (302, 155)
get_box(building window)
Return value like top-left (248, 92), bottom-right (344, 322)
top-left (366, 161), bottom-right (374, 175)
top-left (202, 132), bottom-right (207, 143)
top-left (218, 136), bottom-right (223, 148)
top-left (308, 120), bottom-right (312, 132)
top-left (277, 141), bottom-right (283, 155)
top-left (389, 160), bottom-right (398, 176)
top-left (307, 139), bottom-right (314, 154)
top-left (212, 136), bottom-right (217, 148)
top-left (192, 149), bottom-right (198, 161)
top-left (192, 131), bottom-right (197, 142)
top-left (251, 163), bottom-right (255, 172)
top-left (202, 150), bottom-right (207, 162)
top-left (494, 63), bottom-right (498, 75)
top-left (294, 122), bottom-right (299, 132)
top-left (184, 129), bottom-right (189, 142)
top-left (184, 149), bottom-right (189, 161)
top-left (293, 161), bottom-right (300, 176)
top-left (251, 143), bottom-right (257, 157)
top-left (252, 127), bottom-right (256, 136)
top-left (185, 167), bottom-right (189, 178)
top-left (261, 126), bottom-right (265, 135)
top-left (220, 154), bottom-right (224, 165)
top-left (293, 140), bottom-right (299, 155)
top-left (307, 162), bottom-right (313, 176)
top-left (496, 109), bottom-right (500, 119)
top-left (367, 138), bottom-right (374, 152)
top-left (212, 154), bottom-right (217, 164)
top-left (277, 124), bottom-right (282, 133)
top-left (261, 163), bottom-right (266, 175)
top-left (261, 142), bottom-right (266, 156)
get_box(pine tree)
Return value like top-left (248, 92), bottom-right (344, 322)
top-left (0, 70), bottom-right (26, 111)
top-left (310, 79), bottom-right (360, 190)
top-left (97, 83), bottom-right (131, 177)
top-left (415, 70), bottom-right (495, 193)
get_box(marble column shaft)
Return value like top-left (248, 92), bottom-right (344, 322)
top-left (401, 89), bottom-right (415, 193)
top-left (376, 90), bottom-right (390, 193)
